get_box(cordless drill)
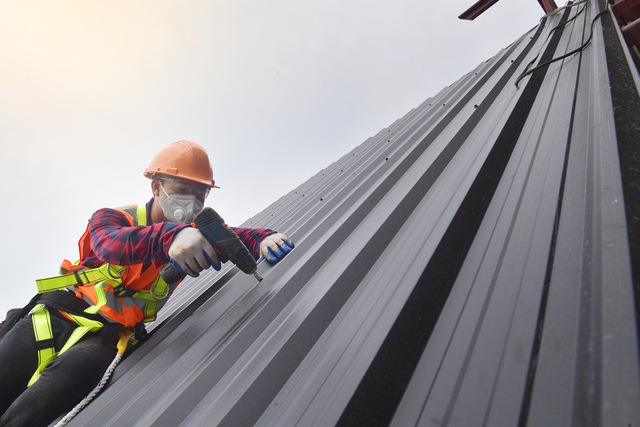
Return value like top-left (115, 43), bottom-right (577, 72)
top-left (160, 207), bottom-right (263, 284)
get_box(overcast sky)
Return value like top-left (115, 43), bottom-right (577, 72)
top-left (0, 0), bottom-right (546, 318)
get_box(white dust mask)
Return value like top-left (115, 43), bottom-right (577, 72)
top-left (160, 183), bottom-right (204, 224)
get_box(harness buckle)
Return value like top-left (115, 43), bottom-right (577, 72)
top-left (105, 263), bottom-right (124, 280)
top-left (150, 279), bottom-right (169, 301)
top-left (73, 270), bottom-right (85, 285)
top-left (113, 284), bottom-right (136, 298)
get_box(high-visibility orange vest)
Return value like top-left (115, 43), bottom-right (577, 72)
top-left (38, 205), bottom-right (181, 327)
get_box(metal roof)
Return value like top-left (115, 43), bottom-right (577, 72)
top-left (68, 1), bottom-right (640, 425)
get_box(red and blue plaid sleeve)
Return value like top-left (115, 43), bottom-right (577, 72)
top-left (83, 204), bottom-right (189, 269)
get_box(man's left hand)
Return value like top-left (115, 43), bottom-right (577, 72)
top-left (260, 233), bottom-right (294, 264)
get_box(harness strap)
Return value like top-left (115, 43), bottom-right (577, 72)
top-left (29, 304), bottom-right (55, 383)
top-left (57, 313), bottom-right (104, 354)
top-left (83, 283), bottom-right (110, 315)
top-left (35, 263), bottom-right (126, 293)
top-left (27, 305), bottom-right (104, 387)
top-left (132, 274), bottom-right (171, 323)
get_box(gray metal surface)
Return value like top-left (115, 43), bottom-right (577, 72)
top-left (68, 1), bottom-right (640, 425)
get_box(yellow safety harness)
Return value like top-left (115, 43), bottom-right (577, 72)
top-left (28, 205), bottom-right (170, 386)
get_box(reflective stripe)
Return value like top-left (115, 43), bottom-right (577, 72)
top-left (136, 205), bottom-right (147, 226)
top-left (119, 205), bottom-right (147, 227)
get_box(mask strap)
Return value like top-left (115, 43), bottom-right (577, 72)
top-left (160, 182), bottom-right (170, 198)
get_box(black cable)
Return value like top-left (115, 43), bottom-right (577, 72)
top-left (515, 3), bottom-right (609, 87)
top-left (518, 2), bottom-right (588, 86)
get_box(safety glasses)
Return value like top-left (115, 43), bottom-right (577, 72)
top-left (158, 177), bottom-right (211, 200)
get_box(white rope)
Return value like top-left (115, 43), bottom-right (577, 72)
top-left (54, 353), bottom-right (123, 426)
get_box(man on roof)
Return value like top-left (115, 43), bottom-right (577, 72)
top-left (0, 140), bottom-right (294, 426)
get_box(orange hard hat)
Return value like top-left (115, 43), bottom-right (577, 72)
top-left (144, 140), bottom-right (217, 187)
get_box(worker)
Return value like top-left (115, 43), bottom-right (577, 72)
top-left (0, 140), bottom-right (294, 426)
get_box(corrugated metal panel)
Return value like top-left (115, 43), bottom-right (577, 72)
top-left (67, 1), bottom-right (640, 425)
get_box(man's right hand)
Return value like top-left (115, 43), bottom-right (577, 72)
top-left (168, 228), bottom-right (220, 277)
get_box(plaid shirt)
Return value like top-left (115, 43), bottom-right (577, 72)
top-left (82, 199), bottom-right (275, 269)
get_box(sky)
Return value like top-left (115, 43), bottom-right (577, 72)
top-left (0, 0), bottom-right (547, 318)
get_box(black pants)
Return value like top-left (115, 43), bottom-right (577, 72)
top-left (0, 308), bottom-right (116, 427)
